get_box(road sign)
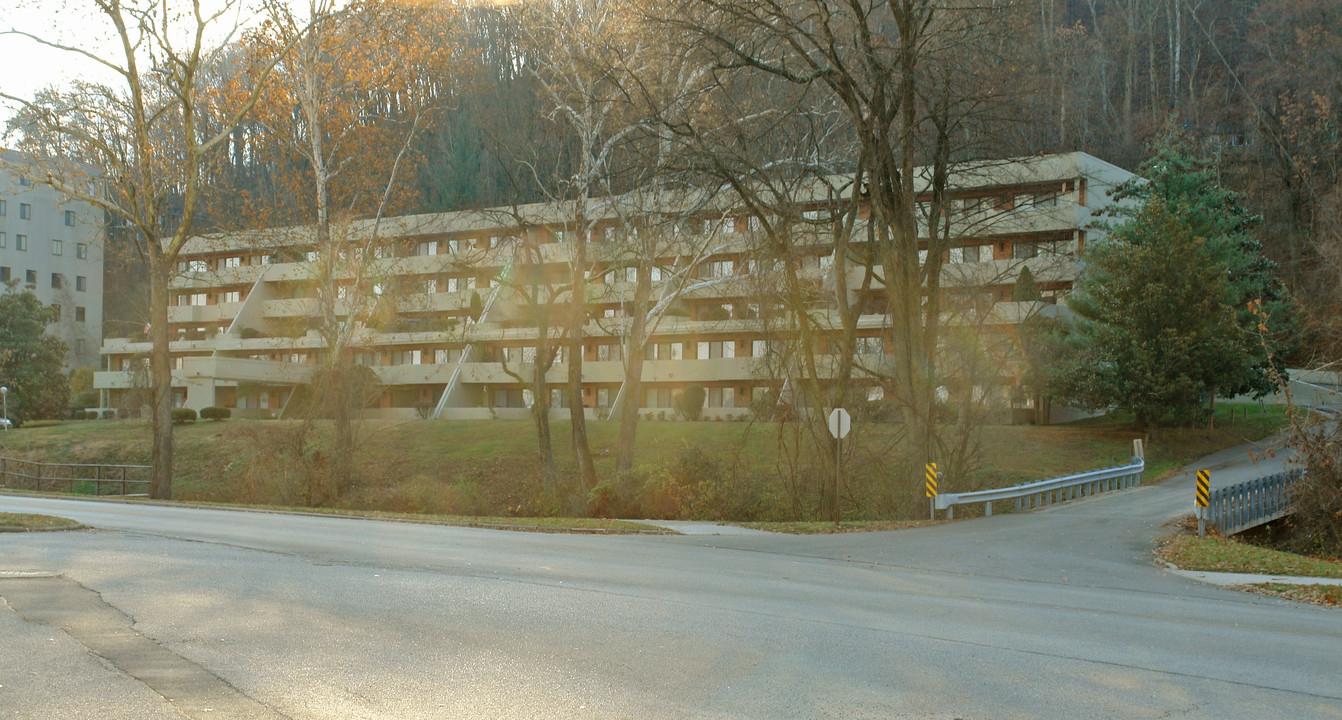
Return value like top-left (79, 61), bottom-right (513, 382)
top-left (925, 463), bottom-right (938, 498)
top-left (827, 407), bottom-right (851, 439)
top-left (1196, 469), bottom-right (1211, 536)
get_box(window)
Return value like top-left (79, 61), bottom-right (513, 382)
top-left (434, 348), bottom-right (460, 364)
top-left (224, 256), bottom-right (241, 268)
top-left (75, 306), bottom-right (86, 322)
top-left (651, 342), bottom-right (682, 360)
top-left (64, 210), bottom-right (76, 226)
top-left (0, 267), bottom-right (9, 282)
top-left (446, 239), bottom-right (459, 253)
top-left (650, 266), bottom-right (663, 282)
top-left (189, 293), bottom-right (208, 306)
top-left (25, 270), bottom-right (37, 284)
top-left (52, 303), bottom-right (61, 319)
top-left (856, 336), bottom-right (883, 355)
top-left (0, 232), bottom-right (6, 248)
top-left (222, 291), bottom-right (241, 303)
top-left (1031, 189), bottom-right (1061, 207)
top-left (0, 200), bottom-right (6, 215)
top-left (184, 259), bottom-right (208, 272)
top-left (416, 241), bottom-right (438, 256)
top-left (19, 203), bottom-right (31, 219)
top-left (624, 267), bottom-right (638, 283)
top-left (76, 276), bottom-right (87, 292)
top-left (961, 245), bottom-right (982, 263)
top-left (425, 278), bottom-right (437, 294)
top-left (752, 339), bottom-right (767, 358)
top-left (18, 175), bottom-right (30, 186)
top-left (706, 387), bottom-right (736, 408)
top-left (51, 273), bottom-right (63, 289)
top-left (702, 260), bottom-right (734, 278)
top-left (697, 341), bottom-right (735, 360)
top-left (51, 239), bottom-right (63, 256)
top-left (306, 251), bottom-right (318, 262)
top-left (1012, 242), bottom-right (1037, 260)
top-left (16, 234), bottom-right (27, 251)
top-left (76, 244), bottom-right (88, 259)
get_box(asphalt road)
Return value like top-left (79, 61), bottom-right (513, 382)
top-left (1, 435), bottom-right (1338, 720)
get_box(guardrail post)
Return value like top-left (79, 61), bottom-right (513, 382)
top-left (121, 466), bottom-right (127, 495)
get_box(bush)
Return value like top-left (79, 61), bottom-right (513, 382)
top-left (588, 468), bottom-right (692, 520)
top-left (117, 407), bottom-right (131, 419)
top-left (200, 406), bottom-right (231, 421)
top-left (239, 327), bottom-right (264, 339)
top-left (171, 408), bottom-right (197, 424)
top-left (677, 384), bottom-right (705, 421)
top-left (100, 409), bottom-right (116, 420)
top-left (84, 410), bottom-right (99, 420)
top-left (673, 446), bottom-right (767, 521)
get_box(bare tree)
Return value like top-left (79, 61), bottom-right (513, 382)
top-left (1, 0), bottom-right (309, 499)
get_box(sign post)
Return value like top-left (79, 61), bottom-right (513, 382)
top-left (925, 463), bottom-right (939, 519)
top-left (1195, 469), bottom-right (1210, 536)
top-left (827, 408), bottom-right (851, 527)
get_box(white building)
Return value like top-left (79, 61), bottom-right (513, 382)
top-left (0, 150), bottom-right (106, 368)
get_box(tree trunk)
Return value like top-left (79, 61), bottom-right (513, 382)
top-left (568, 226), bottom-right (597, 493)
top-left (148, 254), bottom-right (174, 500)
top-left (615, 266), bottom-right (652, 474)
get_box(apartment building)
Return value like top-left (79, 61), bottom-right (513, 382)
top-left (0, 150), bottom-right (105, 368)
top-left (94, 152), bottom-right (1137, 418)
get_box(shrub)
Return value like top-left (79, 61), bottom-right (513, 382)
top-left (84, 410), bottom-right (98, 420)
top-left (100, 409), bottom-right (117, 420)
top-left (200, 406), bottom-right (231, 421)
top-left (673, 446), bottom-right (766, 521)
top-left (676, 384), bottom-right (706, 421)
top-left (239, 327), bottom-right (263, 339)
top-left (117, 407), bottom-right (131, 419)
top-left (750, 392), bottom-right (776, 422)
top-left (588, 468), bottom-right (691, 520)
top-left (171, 408), bottom-right (198, 424)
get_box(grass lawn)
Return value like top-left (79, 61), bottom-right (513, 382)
top-left (0, 512), bottom-right (82, 530)
top-left (0, 401), bottom-right (1289, 522)
top-left (1156, 533), bottom-right (1342, 578)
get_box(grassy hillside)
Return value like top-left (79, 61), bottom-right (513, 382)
top-left (0, 402), bottom-right (1288, 521)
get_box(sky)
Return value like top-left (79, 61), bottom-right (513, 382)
top-left (0, 0), bottom-right (277, 128)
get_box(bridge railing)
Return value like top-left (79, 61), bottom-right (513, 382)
top-left (1204, 468), bottom-right (1303, 536)
top-left (0, 456), bottom-right (150, 497)
top-left (933, 458), bottom-right (1145, 519)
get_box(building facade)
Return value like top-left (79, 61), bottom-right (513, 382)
top-left (0, 150), bottom-right (105, 369)
top-left (94, 152), bottom-right (1136, 419)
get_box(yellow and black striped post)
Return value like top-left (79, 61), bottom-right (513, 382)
top-left (1195, 469), bottom-right (1210, 536)
top-left (925, 463), bottom-right (938, 519)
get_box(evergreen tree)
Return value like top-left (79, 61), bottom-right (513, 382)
top-left (1051, 194), bottom-right (1273, 429)
top-left (1098, 128), bottom-right (1296, 398)
top-left (0, 285), bottom-right (71, 425)
top-left (1012, 266), bottom-right (1041, 302)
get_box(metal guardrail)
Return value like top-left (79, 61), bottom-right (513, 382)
top-left (0, 456), bottom-right (150, 496)
top-left (1204, 468), bottom-right (1303, 536)
top-left (933, 458), bottom-right (1145, 519)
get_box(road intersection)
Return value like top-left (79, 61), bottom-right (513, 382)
top-left (1, 434), bottom-right (1338, 719)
